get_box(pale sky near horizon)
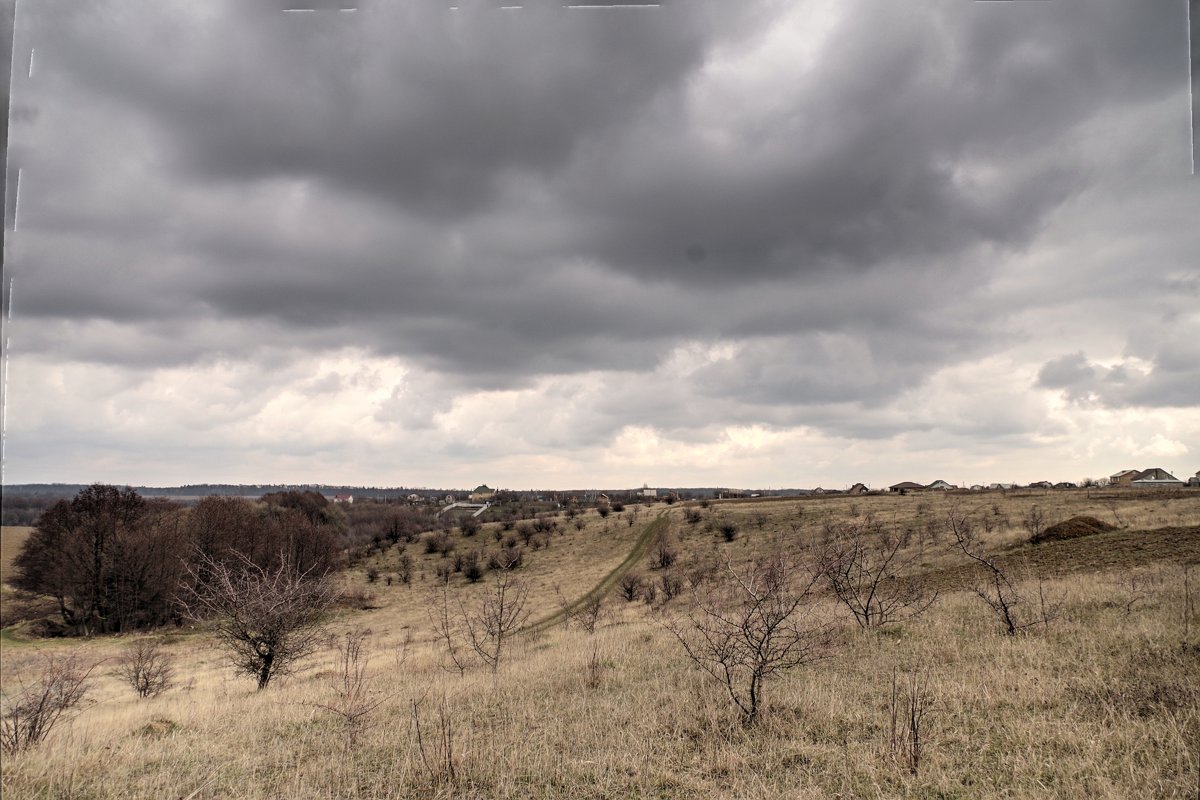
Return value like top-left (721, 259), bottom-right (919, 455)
top-left (2, 0), bottom-right (1198, 491)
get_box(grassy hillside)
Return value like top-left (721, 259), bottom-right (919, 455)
top-left (2, 492), bottom-right (1198, 798)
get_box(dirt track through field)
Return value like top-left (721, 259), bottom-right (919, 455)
top-left (522, 511), bottom-right (671, 634)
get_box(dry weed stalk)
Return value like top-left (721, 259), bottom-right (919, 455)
top-left (888, 667), bottom-right (932, 776)
top-left (411, 692), bottom-right (459, 787)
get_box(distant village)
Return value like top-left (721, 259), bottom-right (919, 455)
top-left (6, 468), bottom-right (1197, 514)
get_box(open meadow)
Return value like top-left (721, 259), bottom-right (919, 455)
top-left (2, 490), bottom-right (1198, 799)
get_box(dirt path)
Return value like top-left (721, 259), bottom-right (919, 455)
top-left (522, 511), bottom-right (671, 634)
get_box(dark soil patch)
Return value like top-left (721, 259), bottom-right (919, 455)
top-left (922, 525), bottom-right (1200, 593)
top-left (1031, 515), bottom-right (1117, 544)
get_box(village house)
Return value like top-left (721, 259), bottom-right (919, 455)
top-left (1109, 469), bottom-right (1141, 487)
top-left (846, 483), bottom-right (868, 495)
top-left (888, 481), bottom-right (924, 493)
top-left (925, 480), bottom-right (956, 491)
top-left (1129, 468), bottom-right (1184, 489)
top-left (332, 494), bottom-right (353, 504)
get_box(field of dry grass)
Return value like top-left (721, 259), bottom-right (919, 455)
top-left (2, 491), bottom-right (1198, 798)
top-left (1, 526), bottom-right (34, 586)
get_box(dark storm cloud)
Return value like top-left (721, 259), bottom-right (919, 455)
top-left (7, 0), bottom-right (1195, 447)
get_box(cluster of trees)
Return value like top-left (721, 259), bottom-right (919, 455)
top-left (11, 485), bottom-right (341, 636)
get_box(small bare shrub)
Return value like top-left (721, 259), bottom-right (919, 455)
top-left (665, 548), bottom-right (840, 723)
top-left (427, 585), bottom-right (471, 675)
top-left (1, 654), bottom-right (97, 754)
top-left (823, 526), bottom-right (938, 629)
top-left (650, 535), bottom-right (679, 570)
top-left (618, 572), bottom-right (646, 602)
top-left (461, 569), bottom-right (530, 671)
top-left (411, 692), bottom-right (459, 788)
top-left (116, 639), bottom-right (175, 699)
top-left (313, 629), bottom-right (390, 749)
top-left (557, 588), bottom-right (606, 634)
top-left (719, 520), bottom-right (740, 542)
top-left (684, 507), bottom-right (704, 526)
top-left (950, 509), bottom-right (1057, 635)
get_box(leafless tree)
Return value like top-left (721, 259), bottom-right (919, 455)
top-left (313, 628), bottom-right (391, 749)
top-left (1, 654), bottom-right (98, 753)
top-left (116, 639), bottom-right (175, 698)
top-left (460, 569), bottom-right (530, 671)
top-left (665, 548), bottom-right (840, 724)
top-left (181, 551), bottom-right (339, 689)
top-left (823, 525), bottom-right (938, 629)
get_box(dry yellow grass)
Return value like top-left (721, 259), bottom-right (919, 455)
top-left (2, 492), bottom-right (1198, 798)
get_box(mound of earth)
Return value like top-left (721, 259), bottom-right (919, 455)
top-left (1031, 515), bottom-right (1118, 544)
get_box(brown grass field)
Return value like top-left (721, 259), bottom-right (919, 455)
top-left (1, 526), bottom-right (34, 586)
top-left (1, 491), bottom-right (1198, 798)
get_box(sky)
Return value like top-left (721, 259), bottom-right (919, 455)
top-left (2, 0), bottom-right (1198, 491)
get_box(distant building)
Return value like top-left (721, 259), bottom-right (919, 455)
top-left (925, 480), bottom-right (956, 491)
top-left (1054, 482), bottom-right (1077, 490)
top-left (1187, 471), bottom-right (1200, 488)
top-left (641, 487), bottom-right (658, 498)
top-left (407, 494), bottom-right (422, 502)
top-left (332, 494), bottom-right (354, 504)
top-left (1130, 468), bottom-right (1184, 489)
top-left (847, 483), bottom-right (868, 495)
top-left (469, 484), bottom-right (495, 502)
top-left (1110, 469), bottom-right (1141, 487)
top-left (1028, 481), bottom-right (1053, 489)
top-left (889, 481), bottom-right (924, 493)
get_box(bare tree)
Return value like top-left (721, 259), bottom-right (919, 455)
top-left (823, 525), bottom-right (938, 629)
top-left (313, 629), bottom-right (390, 749)
top-left (1, 654), bottom-right (98, 753)
top-left (665, 548), bottom-right (840, 724)
top-left (181, 551), bottom-right (339, 689)
top-left (116, 639), bottom-right (175, 698)
top-left (460, 569), bottom-right (530, 671)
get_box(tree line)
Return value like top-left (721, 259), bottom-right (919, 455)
top-left (11, 484), bottom-right (343, 636)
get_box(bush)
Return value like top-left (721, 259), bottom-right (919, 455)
top-left (1, 654), bottom-right (97, 753)
top-left (719, 521), bottom-right (740, 542)
top-left (618, 572), bottom-right (645, 602)
top-left (116, 640), bottom-right (175, 699)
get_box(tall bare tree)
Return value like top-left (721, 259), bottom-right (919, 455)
top-left (181, 552), bottom-right (339, 689)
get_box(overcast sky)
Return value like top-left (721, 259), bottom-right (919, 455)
top-left (2, 0), bottom-right (1198, 490)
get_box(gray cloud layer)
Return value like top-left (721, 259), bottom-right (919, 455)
top-left (4, 0), bottom-right (1197, 484)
